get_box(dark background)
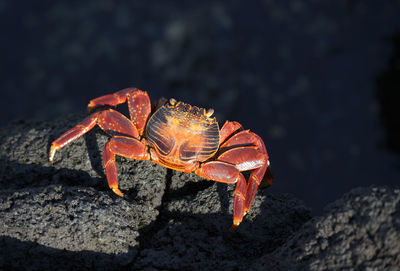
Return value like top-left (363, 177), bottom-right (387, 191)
top-left (1, 0), bottom-right (399, 215)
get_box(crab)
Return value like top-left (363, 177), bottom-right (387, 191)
top-left (49, 87), bottom-right (273, 230)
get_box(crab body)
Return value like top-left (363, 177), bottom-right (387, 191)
top-left (49, 88), bottom-right (273, 230)
top-left (146, 101), bottom-right (219, 172)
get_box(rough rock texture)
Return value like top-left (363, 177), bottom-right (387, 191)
top-left (0, 117), bottom-right (311, 270)
top-left (253, 186), bottom-right (400, 271)
top-left (134, 172), bottom-right (309, 270)
top-left (1, 117), bottom-right (400, 270)
top-left (0, 116), bottom-right (167, 269)
top-left (0, 186), bottom-right (141, 269)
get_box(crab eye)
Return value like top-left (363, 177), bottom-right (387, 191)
top-left (169, 98), bottom-right (176, 106)
top-left (206, 108), bottom-right (214, 117)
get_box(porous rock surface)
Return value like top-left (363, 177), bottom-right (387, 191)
top-left (254, 186), bottom-right (400, 271)
top-left (0, 117), bottom-right (310, 270)
top-left (1, 117), bottom-right (399, 270)
top-left (0, 116), bottom-right (167, 269)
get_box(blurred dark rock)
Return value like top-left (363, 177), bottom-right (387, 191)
top-left (254, 186), bottom-right (400, 270)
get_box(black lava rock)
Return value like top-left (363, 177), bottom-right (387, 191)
top-left (0, 117), bottom-right (310, 270)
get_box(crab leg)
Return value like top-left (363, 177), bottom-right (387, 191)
top-left (49, 112), bottom-right (100, 162)
top-left (232, 173), bottom-right (247, 231)
top-left (195, 161), bottom-right (247, 230)
top-left (218, 130), bottom-right (274, 213)
top-left (216, 135), bottom-right (271, 228)
top-left (126, 90), bottom-right (151, 135)
top-left (87, 87), bottom-right (136, 113)
top-left (97, 109), bottom-right (140, 138)
top-left (219, 120), bottom-right (243, 145)
top-left (103, 136), bottom-right (149, 197)
top-left (217, 146), bottom-right (265, 171)
top-left (244, 134), bottom-right (273, 214)
top-left (219, 130), bottom-right (258, 153)
top-left (87, 88), bottom-right (151, 136)
top-left (49, 109), bottom-right (140, 162)
top-left (195, 161), bottom-right (241, 183)
top-left (219, 131), bottom-right (273, 214)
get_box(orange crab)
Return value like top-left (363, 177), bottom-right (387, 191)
top-left (49, 87), bottom-right (273, 230)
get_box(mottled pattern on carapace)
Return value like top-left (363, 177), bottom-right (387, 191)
top-left (146, 101), bottom-right (219, 170)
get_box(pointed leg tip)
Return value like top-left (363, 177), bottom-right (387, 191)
top-left (229, 225), bottom-right (238, 232)
top-left (229, 224), bottom-right (239, 232)
top-left (49, 147), bottom-right (56, 163)
top-left (230, 218), bottom-right (242, 232)
top-left (112, 187), bottom-right (124, 197)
